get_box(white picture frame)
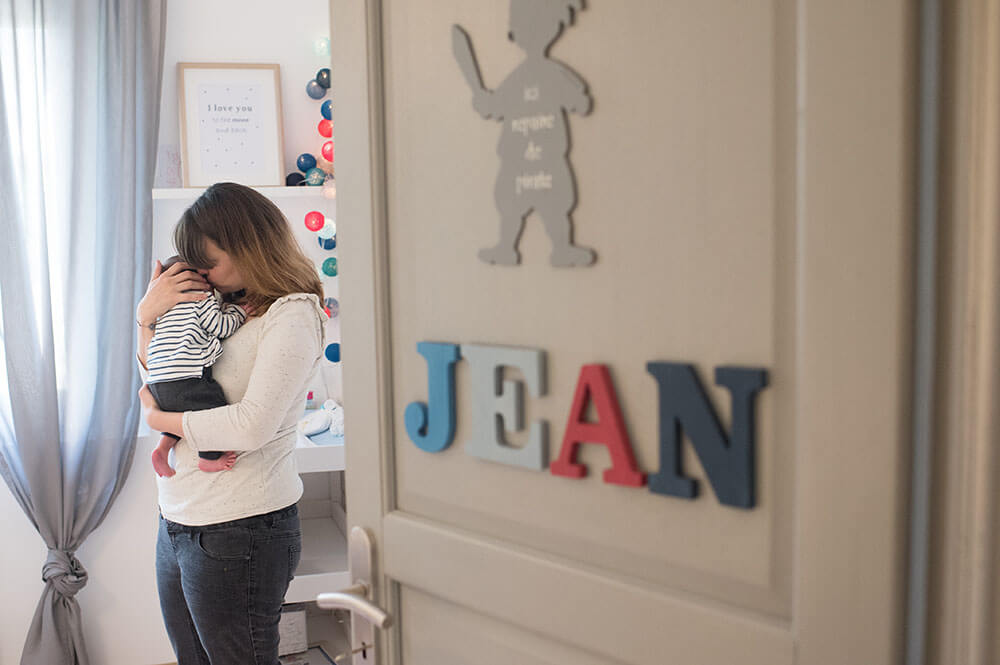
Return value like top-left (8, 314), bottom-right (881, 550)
top-left (178, 63), bottom-right (285, 187)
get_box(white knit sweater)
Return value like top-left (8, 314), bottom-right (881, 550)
top-left (150, 293), bottom-right (326, 526)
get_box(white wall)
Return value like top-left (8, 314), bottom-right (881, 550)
top-left (0, 2), bottom-right (332, 664)
top-left (157, 0), bottom-right (333, 186)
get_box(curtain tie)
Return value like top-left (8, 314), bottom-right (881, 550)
top-left (42, 549), bottom-right (89, 598)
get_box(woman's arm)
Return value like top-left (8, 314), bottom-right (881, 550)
top-left (137, 322), bottom-right (155, 370)
top-left (183, 297), bottom-right (325, 452)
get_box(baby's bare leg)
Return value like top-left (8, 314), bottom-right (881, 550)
top-left (151, 434), bottom-right (178, 477)
top-left (198, 452), bottom-right (237, 473)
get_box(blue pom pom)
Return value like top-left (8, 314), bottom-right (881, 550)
top-left (325, 343), bottom-right (341, 363)
top-left (297, 153), bottom-right (317, 173)
top-left (305, 167), bottom-right (325, 186)
top-left (316, 68), bottom-right (331, 89)
top-left (306, 79), bottom-right (326, 100)
top-left (321, 100), bottom-right (333, 121)
top-left (318, 235), bottom-right (337, 250)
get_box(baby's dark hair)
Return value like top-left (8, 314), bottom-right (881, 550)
top-left (161, 255), bottom-right (186, 272)
top-left (163, 253), bottom-right (245, 302)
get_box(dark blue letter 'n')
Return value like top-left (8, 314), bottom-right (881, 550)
top-left (646, 363), bottom-right (768, 509)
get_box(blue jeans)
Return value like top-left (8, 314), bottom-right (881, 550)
top-left (156, 504), bottom-right (302, 665)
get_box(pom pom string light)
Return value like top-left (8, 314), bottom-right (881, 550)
top-left (297, 153), bottom-right (317, 172)
top-left (287, 63), bottom-right (335, 186)
top-left (317, 219), bottom-right (336, 239)
top-left (316, 68), bottom-right (331, 89)
top-left (304, 167), bottom-right (325, 185)
top-left (306, 79), bottom-right (326, 99)
top-left (304, 211), bottom-right (325, 232)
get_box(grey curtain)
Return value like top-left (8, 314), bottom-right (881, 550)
top-left (0, 2), bottom-right (166, 664)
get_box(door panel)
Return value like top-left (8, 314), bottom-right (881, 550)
top-left (334, 0), bottom-right (914, 663)
top-left (400, 586), bottom-right (627, 665)
top-left (385, 513), bottom-right (793, 664)
top-left (385, 0), bottom-right (793, 619)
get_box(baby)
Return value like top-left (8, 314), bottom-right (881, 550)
top-left (146, 255), bottom-right (248, 477)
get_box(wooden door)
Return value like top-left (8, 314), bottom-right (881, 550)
top-left (333, 1), bottom-right (914, 663)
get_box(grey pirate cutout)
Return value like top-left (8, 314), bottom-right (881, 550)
top-left (453, 0), bottom-right (595, 267)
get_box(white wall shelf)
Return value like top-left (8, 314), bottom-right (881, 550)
top-left (285, 516), bottom-right (351, 604)
top-left (152, 186), bottom-right (332, 200)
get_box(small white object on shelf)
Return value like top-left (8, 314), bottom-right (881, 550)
top-left (299, 410), bottom-right (332, 436)
top-left (322, 400), bottom-right (344, 436)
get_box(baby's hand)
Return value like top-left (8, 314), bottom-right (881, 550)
top-left (241, 303), bottom-right (257, 316)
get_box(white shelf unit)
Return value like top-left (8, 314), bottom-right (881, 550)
top-left (290, 431), bottom-right (350, 605)
top-left (286, 515), bottom-right (352, 604)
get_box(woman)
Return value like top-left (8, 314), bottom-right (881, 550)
top-left (135, 182), bottom-right (326, 664)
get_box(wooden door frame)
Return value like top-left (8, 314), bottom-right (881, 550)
top-left (330, 0), bottom-right (402, 661)
top-left (929, 1), bottom-right (1000, 663)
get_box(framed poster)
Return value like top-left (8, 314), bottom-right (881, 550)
top-left (178, 63), bottom-right (285, 187)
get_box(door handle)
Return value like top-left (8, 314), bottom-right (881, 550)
top-left (317, 582), bottom-right (392, 629)
top-left (316, 526), bottom-right (392, 662)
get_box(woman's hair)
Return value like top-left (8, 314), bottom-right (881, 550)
top-left (174, 182), bottom-right (323, 313)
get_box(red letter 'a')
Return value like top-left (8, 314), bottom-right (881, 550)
top-left (550, 364), bottom-right (646, 487)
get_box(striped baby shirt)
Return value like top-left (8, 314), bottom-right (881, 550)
top-left (146, 295), bottom-right (247, 383)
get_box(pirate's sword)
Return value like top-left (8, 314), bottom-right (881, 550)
top-left (452, 25), bottom-right (485, 94)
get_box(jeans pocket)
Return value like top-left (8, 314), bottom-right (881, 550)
top-left (196, 526), bottom-right (253, 561)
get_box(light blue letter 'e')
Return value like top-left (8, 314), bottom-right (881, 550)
top-left (461, 344), bottom-right (548, 470)
top-left (405, 342), bottom-right (461, 452)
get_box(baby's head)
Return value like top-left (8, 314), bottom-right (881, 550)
top-left (161, 255), bottom-right (188, 273)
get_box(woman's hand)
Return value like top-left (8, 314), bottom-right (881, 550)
top-left (136, 260), bottom-right (211, 327)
